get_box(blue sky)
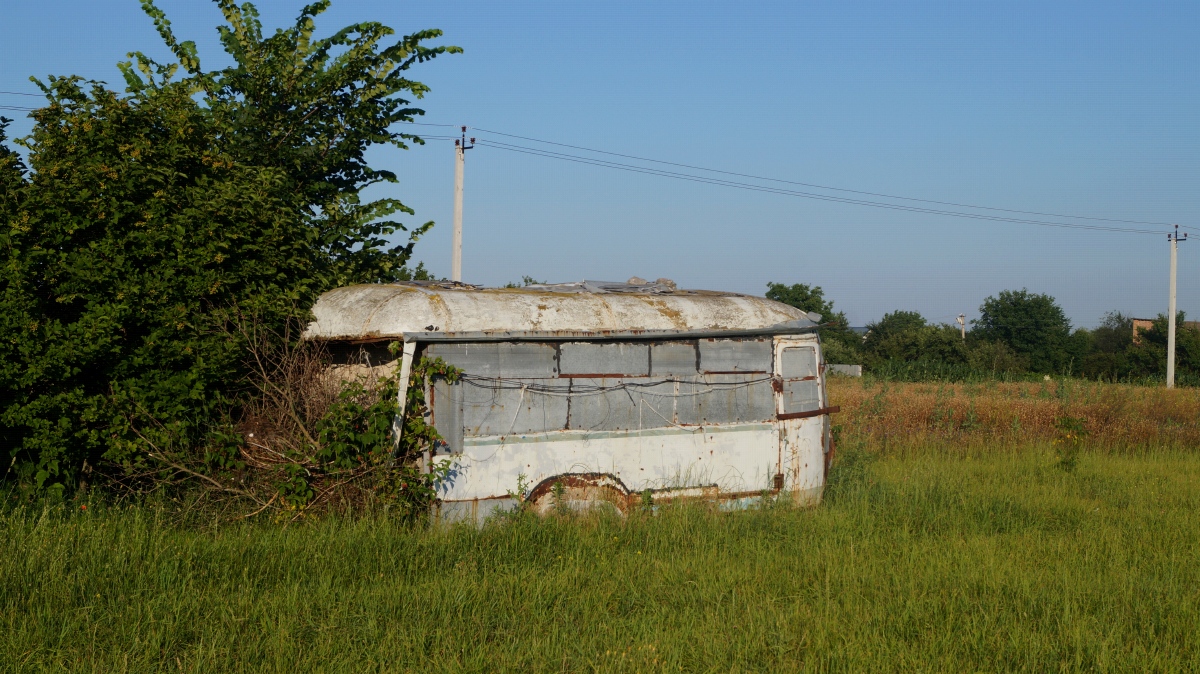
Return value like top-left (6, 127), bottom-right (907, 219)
top-left (2, 1), bottom-right (1198, 327)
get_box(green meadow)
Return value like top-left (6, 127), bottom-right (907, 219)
top-left (3, 443), bottom-right (1198, 672)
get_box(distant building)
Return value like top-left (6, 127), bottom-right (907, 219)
top-left (1132, 318), bottom-right (1200, 345)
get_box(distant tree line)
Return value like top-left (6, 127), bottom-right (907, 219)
top-left (766, 283), bottom-right (1199, 383)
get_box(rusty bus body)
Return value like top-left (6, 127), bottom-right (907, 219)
top-left (305, 280), bottom-right (838, 523)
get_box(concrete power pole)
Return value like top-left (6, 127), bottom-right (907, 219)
top-left (451, 126), bottom-right (475, 283)
top-left (1167, 225), bottom-right (1188, 389)
top-left (956, 314), bottom-right (966, 341)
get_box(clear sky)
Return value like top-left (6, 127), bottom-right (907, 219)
top-left (3, 1), bottom-right (1198, 328)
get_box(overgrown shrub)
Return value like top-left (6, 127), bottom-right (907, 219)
top-left (965, 340), bottom-right (1028, 374)
top-left (198, 321), bottom-right (460, 519)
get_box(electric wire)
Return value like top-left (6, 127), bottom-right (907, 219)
top-left (470, 125), bottom-right (1176, 228)
top-left (473, 139), bottom-right (1169, 235)
top-left (0, 91), bottom-right (42, 97)
top-left (0, 100), bottom-right (1183, 234)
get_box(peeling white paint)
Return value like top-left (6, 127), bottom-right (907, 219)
top-left (305, 283), bottom-right (810, 340)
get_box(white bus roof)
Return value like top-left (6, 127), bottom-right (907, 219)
top-left (305, 281), bottom-right (821, 342)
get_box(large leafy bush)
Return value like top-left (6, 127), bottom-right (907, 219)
top-left (0, 1), bottom-right (458, 491)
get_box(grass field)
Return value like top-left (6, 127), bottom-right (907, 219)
top-left (2, 380), bottom-right (1199, 672)
top-left (830, 375), bottom-right (1200, 449)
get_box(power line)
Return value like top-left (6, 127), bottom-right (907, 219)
top-left (0, 91), bottom-right (43, 98)
top-left (469, 125), bottom-right (1175, 228)
top-left (472, 139), bottom-right (1169, 235)
top-left (0, 101), bottom-right (1183, 235)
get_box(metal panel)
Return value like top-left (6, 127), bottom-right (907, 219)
top-left (780, 379), bottom-right (822, 415)
top-left (698, 338), bottom-right (772, 373)
top-left (434, 497), bottom-right (519, 525)
top-left (559, 342), bottom-right (649, 377)
top-left (566, 378), bottom-right (677, 431)
top-left (780, 346), bottom-right (818, 379)
top-left (676, 374), bottom-right (775, 425)
top-left (459, 378), bottom-right (569, 437)
top-left (826, 364), bottom-right (862, 377)
top-left (431, 379), bottom-right (465, 453)
top-left (650, 341), bottom-right (698, 376)
top-left (433, 423), bottom-right (784, 505)
top-left (424, 342), bottom-right (558, 378)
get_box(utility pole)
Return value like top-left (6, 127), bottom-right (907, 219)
top-left (451, 126), bottom-right (475, 283)
top-left (1167, 224), bottom-right (1187, 389)
top-left (956, 314), bottom-right (966, 341)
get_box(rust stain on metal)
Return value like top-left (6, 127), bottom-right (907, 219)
top-left (342, 335), bottom-right (390, 345)
top-left (520, 472), bottom-right (789, 517)
top-left (638, 296), bottom-right (689, 330)
top-left (778, 405), bottom-right (840, 421)
top-left (526, 473), bottom-right (637, 515)
top-left (559, 373), bottom-right (643, 379)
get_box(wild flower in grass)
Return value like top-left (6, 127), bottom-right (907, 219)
top-left (1054, 416), bottom-right (1088, 472)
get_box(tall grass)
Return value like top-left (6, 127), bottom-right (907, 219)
top-left (828, 376), bottom-right (1200, 450)
top-left (4, 444), bottom-right (1199, 672)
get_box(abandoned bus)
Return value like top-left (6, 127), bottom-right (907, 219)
top-left (304, 279), bottom-right (839, 523)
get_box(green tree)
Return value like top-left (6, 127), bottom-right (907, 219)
top-left (965, 339), bottom-right (1028, 374)
top-left (853, 304), bottom-right (1028, 374)
top-left (974, 289), bottom-right (1073, 374)
top-left (862, 310), bottom-right (926, 355)
top-left (397, 261), bottom-right (436, 281)
top-left (1093, 312), bottom-right (1134, 354)
top-left (0, 1), bottom-right (458, 490)
top-left (1079, 312), bottom-right (1134, 380)
top-left (864, 324), bottom-right (970, 368)
top-left (1064, 328), bottom-right (1094, 376)
top-left (765, 282), bottom-right (837, 320)
top-left (765, 282), bottom-right (860, 355)
top-left (1125, 312), bottom-right (1200, 379)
